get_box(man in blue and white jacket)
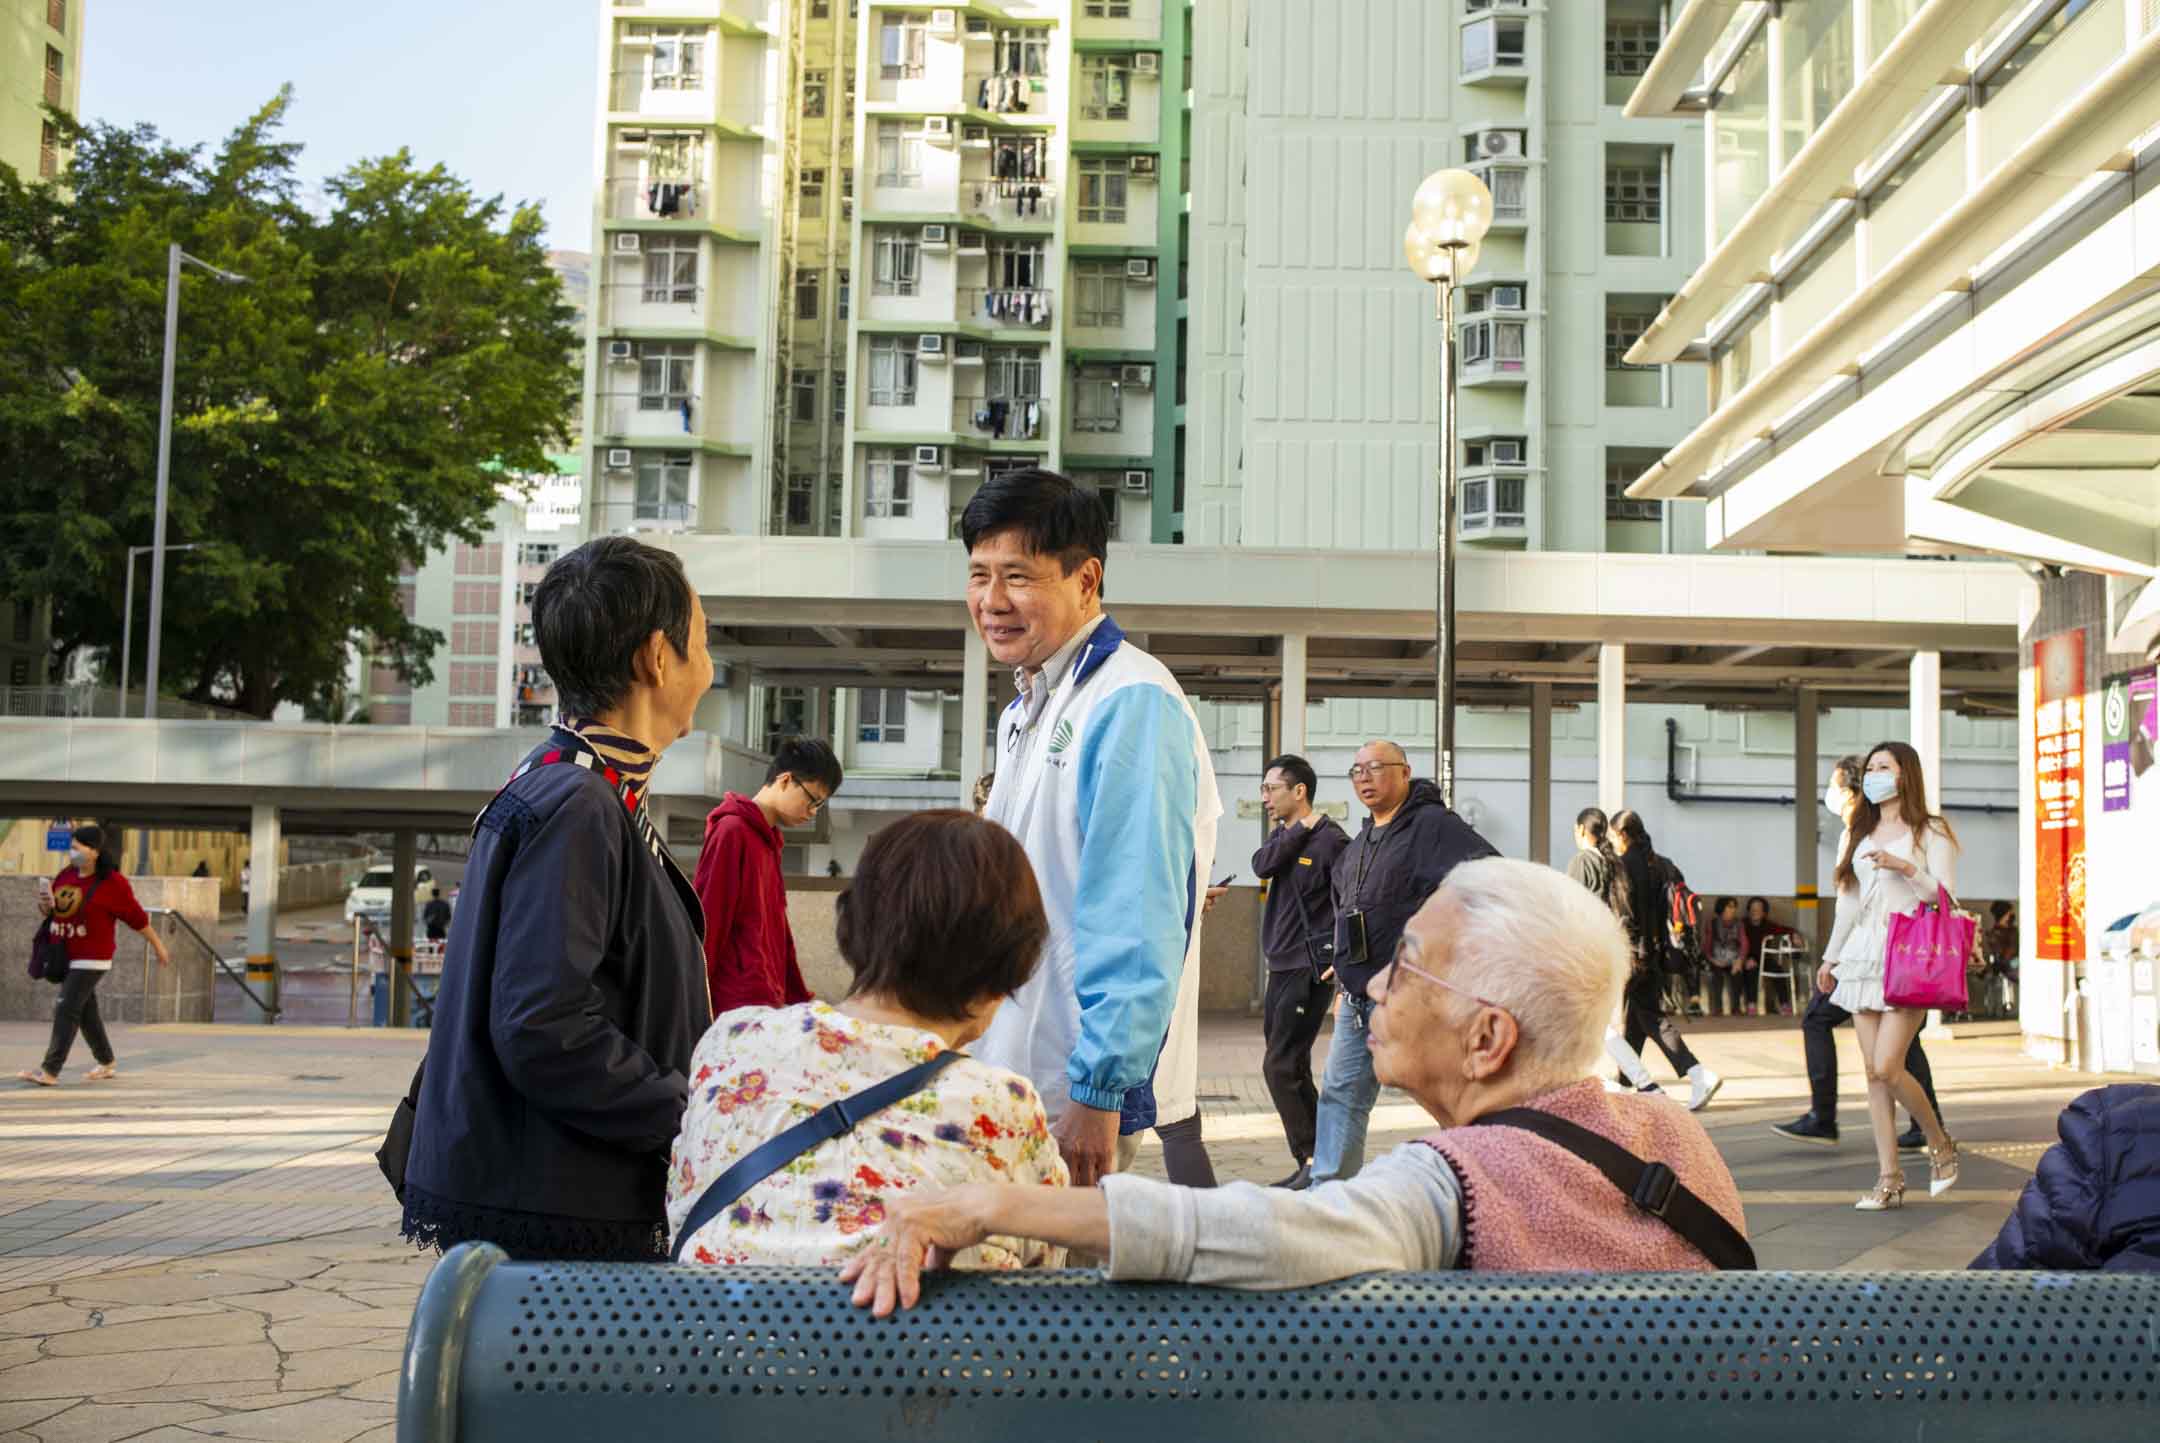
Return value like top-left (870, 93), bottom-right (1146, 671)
top-left (965, 470), bottom-right (1221, 1189)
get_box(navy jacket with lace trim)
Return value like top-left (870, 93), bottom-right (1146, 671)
top-left (400, 729), bottom-right (710, 1261)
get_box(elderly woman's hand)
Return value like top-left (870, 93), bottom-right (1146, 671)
top-left (841, 1185), bottom-right (996, 1318)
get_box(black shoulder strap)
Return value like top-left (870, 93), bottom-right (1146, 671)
top-left (669, 1050), bottom-right (965, 1263)
top-left (1472, 1107), bottom-right (1756, 1271)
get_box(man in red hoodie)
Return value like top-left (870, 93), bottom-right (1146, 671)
top-left (695, 736), bottom-right (844, 1015)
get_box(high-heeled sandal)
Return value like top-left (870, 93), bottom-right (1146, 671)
top-left (1855, 1173), bottom-right (1906, 1211)
top-left (1928, 1137), bottom-right (1960, 1197)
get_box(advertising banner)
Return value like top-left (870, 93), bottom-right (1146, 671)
top-left (2034, 630), bottom-right (2086, 962)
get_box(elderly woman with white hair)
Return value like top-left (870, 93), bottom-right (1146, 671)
top-left (841, 858), bottom-right (1751, 1315)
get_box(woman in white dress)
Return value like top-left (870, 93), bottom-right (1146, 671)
top-left (1815, 741), bottom-right (1960, 1211)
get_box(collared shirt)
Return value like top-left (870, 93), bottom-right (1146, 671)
top-left (1014, 612), bottom-right (1108, 728)
top-left (562, 716), bottom-right (660, 809)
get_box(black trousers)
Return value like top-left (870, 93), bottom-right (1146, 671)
top-left (1704, 966), bottom-right (1739, 1015)
top-left (43, 968), bottom-right (115, 1076)
top-left (1261, 966), bottom-right (1334, 1165)
top-left (1623, 972), bottom-right (1700, 1079)
top-left (1802, 985), bottom-right (1942, 1125)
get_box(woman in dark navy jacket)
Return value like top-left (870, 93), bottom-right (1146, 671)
top-left (400, 538), bottom-right (714, 1262)
top-left (1971, 1084), bottom-right (2160, 1272)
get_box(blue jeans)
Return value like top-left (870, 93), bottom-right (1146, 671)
top-left (1310, 992), bottom-right (1379, 1183)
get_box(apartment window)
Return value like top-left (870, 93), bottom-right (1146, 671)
top-left (803, 70), bottom-right (828, 118)
top-left (873, 231), bottom-right (920, 295)
top-left (993, 28), bottom-right (1051, 77)
top-left (1606, 20), bottom-right (1659, 76)
top-left (455, 543), bottom-right (503, 576)
top-left (879, 12), bottom-right (928, 78)
top-left (1077, 157), bottom-right (1128, 224)
top-left (1080, 55), bottom-right (1132, 121)
top-left (986, 345), bottom-right (1043, 401)
top-left (857, 688), bottom-right (907, 744)
top-left (636, 452), bottom-right (693, 522)
top-left (513, 622), bottom-right (538, 646)
top-left (638, 342), bottom-right (695, 410)
top-left (449, 663), bottom-right (499, 699)
top-left (1460, 18), bottom-right (1525, 74)
top-left (1605, 453), bottom-right (1664, 521)
top-left (838, 268), bottom-right (851, 320)
top-left (448, 702), bottom-right (496, 727)
top-left (648, 28), bottom-right (704, 90)
top-left (1605, 164), bottom-right (1661, 223)
top-left (1073, 261), bottom-right (1126, 327)
top-left (9, 659), bottom-right (28, 687)
top-left (811, 0), bottom-right (830, 14)
top-left (47, 0), bottom-right (65, 30)
top-left (792, 369), bottom-right (818, 423)
top-left (868, 335), bottom-right (919, 405)
top-left (453, 582), bottom-right (498, 616)
top-left (10, 606), bottom-right (30, 644)
top-left (1073, 366), bottom-right (1122, 432)
top-left (800, 167), bottom-right (825, 217)
top-left (1084, 1), bottom-right (1132, 15)
top-left (38, 120), bottom-right (57, 179)
top-left (1605, 308), bottom-right (1655, 369)
top-left (44, 45), bottom-right (62, 105)
top-left (794, 267), bottom-right (820, 320)
top-left (831, 371), bottom-right (847, 421)
top-left (519, 581), bottom-right (539, 606)
top-left (990, 239), bottom-right (1046, 290)
top-left (645, 131), bottom-right (701, 181)
top-left (874, 119), bottom-right (926, 188)
top-left (1094, 484), bottom-right (1122, 540)
top-left (1461, 318), bottom-right (1526, 370)
top-left (517, 543), bottom-right (559, 568)
top-left (786, 474), bottom-right (816, 528)
top-left (641, 236), bottom-right (698, 303)
top-left (865, 451), bottom-right (914, 517)
top-left (452, 621), bottom-right (499, 656)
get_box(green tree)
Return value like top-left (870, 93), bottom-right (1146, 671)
top-left (0, 92), bottom-right (579, 717)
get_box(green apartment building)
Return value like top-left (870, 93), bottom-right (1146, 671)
top-left (2, 0), bottom-right (78, 185)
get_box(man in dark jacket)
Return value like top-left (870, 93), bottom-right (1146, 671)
top-left (1311, 739), bottom-right (1497, 1184)
top-left (694, 735), bottom-right (842, 1016)
top-left (421, 887), bottom-right (452, 944)
top-left (400, 537), bottom-right (714, 1262)
top-left (1972, 1084), bottom-right (2160, 1272)
top-left (1251, 754), bottom-right (1349, 1191)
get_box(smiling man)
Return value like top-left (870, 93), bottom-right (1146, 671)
top-left (964, 468), bottom-right (1221, 1190)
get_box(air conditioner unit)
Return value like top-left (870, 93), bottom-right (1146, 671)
top-left (606, 448), bottom-right (635, 469)
top-left (1492, 284), bottom-right (1525, 311)
top-left (606, 340), bottom-right (637, 363)
top-left (914, 445), bottom-right (946, 469)
top-left (1125, 256), bottom-right (1155, 281)
top-left (918, 333), bottom-right (947, 357)
top-left (1121, 469), bottom-right (1151, 494)
top-left (1476, 129), bottom-right (1526, 160)
top-left (1490, 439), bottom-right (1524, 465)
top-left (924, 115), bottom-right (953, 139)
top-left (611, 233), bottom-right (642, 254)
top-left (1133, 51), bottom-right (1160, 75)
top-left (929, 8), bottom-right (957, 33)
top-left (962, 123), bottom-right (990, 146)
top-left (954, 338), bottom-right (984, 362)
top-left (956, 228), bottom-right (987, 252)
top-left (1119, 363), bottom-right (1153, 389)
top-left (1129, 153), bottom-right (1158, 178)
top-left (921, 222), bottom-right (950, 247)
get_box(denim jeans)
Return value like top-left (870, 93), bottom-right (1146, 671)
top-left (1310, 992), bottom-right (1380, 1183)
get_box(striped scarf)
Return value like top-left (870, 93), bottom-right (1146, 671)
top-left (561, 717), bottom-right (659, 809)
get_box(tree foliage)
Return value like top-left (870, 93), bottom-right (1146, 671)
top-left (0, 91), bottom-right (579, 716)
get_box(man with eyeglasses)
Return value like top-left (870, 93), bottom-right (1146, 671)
top-left (1313, 740), bottom-right (1497, 1185)
top-left (694, 735), bottom-right (844, 1016)
top-left (1251, 754), bottom-right (1350, 1191)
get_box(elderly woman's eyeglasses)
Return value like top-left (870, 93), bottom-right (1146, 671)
top-left (1385, 939), bottom-right (1508, 1016)
top-left (1347, 761), bottom-right (1409, 781)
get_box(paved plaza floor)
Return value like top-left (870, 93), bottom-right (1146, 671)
top-left (0, 1011), bottom-right (2135, 1441)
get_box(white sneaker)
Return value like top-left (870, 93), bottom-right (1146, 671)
top-left (1686, 1065), bottom-right (1723, 1112)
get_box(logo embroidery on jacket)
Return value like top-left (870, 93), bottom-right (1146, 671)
top-left (1047, 718), bottom-right (1076, 758)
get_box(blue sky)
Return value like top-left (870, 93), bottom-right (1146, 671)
top-left (78, 0), bottom-right (599, 252)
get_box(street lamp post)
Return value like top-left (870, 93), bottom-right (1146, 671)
top-left (144, 243), bottom-right (248, 722)
top-left (118, 543), bottom-right (202, 718)
top-left (1403, 169), bottom-right (1494, 809)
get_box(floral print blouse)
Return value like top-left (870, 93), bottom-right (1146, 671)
top-left (666, 1001), bottom-right (1070, 1268)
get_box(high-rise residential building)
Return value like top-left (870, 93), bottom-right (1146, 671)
top-left (2, 0), bottom-right (79, 186)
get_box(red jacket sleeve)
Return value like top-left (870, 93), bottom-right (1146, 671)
top-left (694, 819), bottom-right (746, 1008)
top-left (104, 873), bottom-right (151, 933)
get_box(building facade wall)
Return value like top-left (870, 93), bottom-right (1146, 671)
top-left (2, 0), bottom-right (80, 186)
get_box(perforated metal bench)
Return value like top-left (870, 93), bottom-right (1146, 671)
top-left (398, 1241), bottom-right (2160, 1442)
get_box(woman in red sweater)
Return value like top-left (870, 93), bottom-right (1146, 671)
top-left (18, 825), bottom-right (170, 1086)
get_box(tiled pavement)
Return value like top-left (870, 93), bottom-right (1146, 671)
top-left (0, 1013), bottom-right (2140, 1440)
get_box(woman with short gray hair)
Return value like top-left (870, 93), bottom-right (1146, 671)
top-left (840, 858), bottom-right (1751, 1315)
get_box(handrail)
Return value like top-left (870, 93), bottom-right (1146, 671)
top-left (146, 906), bottom-right (281, 1019)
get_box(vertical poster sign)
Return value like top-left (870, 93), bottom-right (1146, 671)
top-left (2034, 629), bottom-right (2087, 961)
top-left (2102, 668), bottom-right (2156, 813)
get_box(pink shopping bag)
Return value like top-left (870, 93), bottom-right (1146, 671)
top-left (1883, 884), bottom-right (1975, 1011)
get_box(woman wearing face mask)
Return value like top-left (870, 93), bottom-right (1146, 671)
top-left (1816, 742), bottom-right (1960, 1209)
top-left (19, 825), bottom-right (171, 1087)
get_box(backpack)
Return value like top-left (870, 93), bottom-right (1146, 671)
top-left (1661, 859), bottom-right (1703, 975)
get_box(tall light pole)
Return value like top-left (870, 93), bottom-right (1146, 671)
top-left (119, 543), bottom-right (202, 718)
top-left (145, 243), bottom-right (248, 721)
top-left (1403, 169), bottom-right (1493, 810)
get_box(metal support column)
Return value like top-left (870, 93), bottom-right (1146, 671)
top-left (244, 802), bottom-right (280, 1024)
top-left (1280, 634), bottom-right (1308, 758)
top-left (389, 831), bottom-right (417, 1028)
top-left (1529, 681), bottom-right (1553, 865)
top-left (1598, 644), bottom-right (1627, 816)
top-left (1910, 650), bottom-right (1944, 804)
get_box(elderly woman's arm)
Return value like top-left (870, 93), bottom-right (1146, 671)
top-left (844, 1145), bottom-right (1462, 1315)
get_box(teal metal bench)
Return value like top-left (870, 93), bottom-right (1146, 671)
top-left (398, 1241), bottom-right (2159, 1442)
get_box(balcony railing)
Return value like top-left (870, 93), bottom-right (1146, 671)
top-left (590, 500), bottom-right (700, 535)
top-left (954, 395), bottom-right (1047, 441)
top-left (605, 176), bottom-right (711, 223)
top-left (959, 286), bottom-right (1054, 327)
top-left (962, 183), bottom-right (1058, 225)
top-left (604, 280), bottom-right (707, 308)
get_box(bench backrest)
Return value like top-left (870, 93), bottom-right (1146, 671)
top-left (398, 1242), bottom-right (2160, 1443)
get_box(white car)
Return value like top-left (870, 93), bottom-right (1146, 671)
top-left (344, 864), bottom-right (436, 923)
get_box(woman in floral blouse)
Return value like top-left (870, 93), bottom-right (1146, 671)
top-left (667, 809), bottom-right (1069, 1268)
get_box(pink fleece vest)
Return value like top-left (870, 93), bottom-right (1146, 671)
top-left (1418, 1079), bottom-right (1746, 1272)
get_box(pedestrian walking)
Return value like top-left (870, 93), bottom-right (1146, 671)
top-left (693, 736), bottom-right (842, 1016)
top-left (1250, 754), bottom-right (1349, 1191)
top-left (1565, 807), bottom-right (1662, 1095)
top-left (1772, 755), bottom-right (1940, 1153)
top-left (965, 469), bottom-right (1219, 1190)
top-left (1704, 897), bottom-right (1745, 1016)
top-left (1812, 741), bottom-right (1960, 1210)
top-left (239, 860), bottom-right (251, 913)
top-left (421, 887), bottom-right (452, 944)
top-left (1311, 740), bottom-right (1498, 1184)
top-left (18, 825), bottom-right (172, 1087)
top-left (1609, 810), bottom-right (1722, 1111)
top-left (396, 536), bottom-right (714, 1261)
